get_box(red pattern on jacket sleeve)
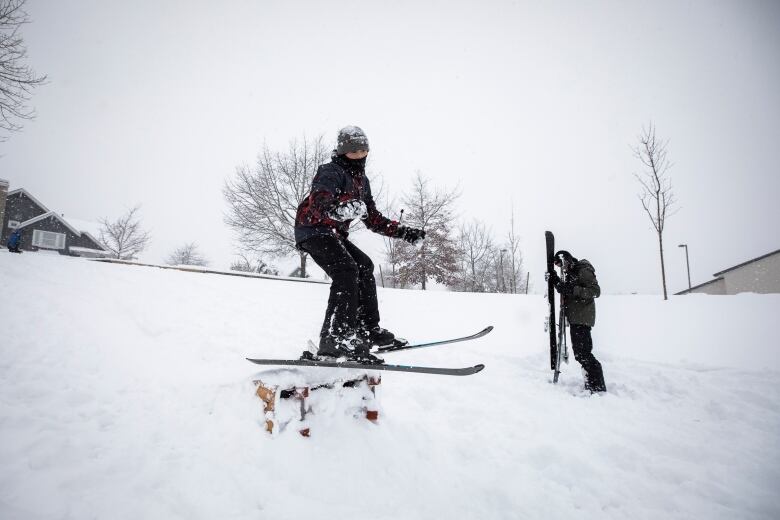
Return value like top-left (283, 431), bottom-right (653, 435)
top-left (363, 193), bottom-right (399, 237)
top-left (297, 189), bottom-right (344, 227)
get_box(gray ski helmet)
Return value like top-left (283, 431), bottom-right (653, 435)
top-left (336, 126), bottom-right (370, 155)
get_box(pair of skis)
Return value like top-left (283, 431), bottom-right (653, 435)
top-left (545, 231), bottom-right (569, 383)
top-left (246, 326), bottom-right (492, 376)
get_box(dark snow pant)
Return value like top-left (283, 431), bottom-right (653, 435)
top-left (570, 323), bottom-right (606, 392)
top-left (298, 234), bottom-right (380, 339)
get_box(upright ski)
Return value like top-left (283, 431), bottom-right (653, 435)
top-left (545, 231), bottom-right (561, 383)
top-left (246, 357), bottom-right (485, 376)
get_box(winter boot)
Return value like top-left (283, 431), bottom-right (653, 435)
top-left (583, 362), bottom-right (607, 394)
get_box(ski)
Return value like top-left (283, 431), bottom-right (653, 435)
top-left (374, 326), bottom-right (494, 354)
top-left (246, 357), bottom-right (485, 376)
top-left (545, 231), bottom-right (561, 383)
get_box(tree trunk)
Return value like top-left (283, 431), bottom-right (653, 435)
top-left (299, 251), bottom-right (307, 278)
top-left (658, 230), bottom-right (668, 300)
top-left (421, 247), bottom-right (427, 290)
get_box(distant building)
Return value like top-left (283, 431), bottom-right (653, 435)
top-left (0, 180), bottom-right (109, 258)
top-left (676, 248), bottom-right (780, 295)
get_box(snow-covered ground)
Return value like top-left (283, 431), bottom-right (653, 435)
top-left (1, 251), bottom-right (778, 520)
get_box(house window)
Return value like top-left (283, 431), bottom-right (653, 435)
top-left (32, 229), bottom-right (66, 250)
top-left (8, 220), bottom-right (21, 229)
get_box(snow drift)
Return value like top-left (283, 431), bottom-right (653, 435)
top-left (0, 251), bottom-right (778, 520)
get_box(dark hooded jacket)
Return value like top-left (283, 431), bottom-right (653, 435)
top-left (563, 259), bottom-right (600, 327)
top-left (294, 153), bottom-right (399, 245)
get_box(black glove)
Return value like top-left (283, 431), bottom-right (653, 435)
top-left (555, 280), bottom-right (575, 296)
top-left (547, 270), bottom-right (560, 286)
top-left (397, 226), bottom-right (425, 245)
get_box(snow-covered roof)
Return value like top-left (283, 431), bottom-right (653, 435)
top-left (64, 217), bottom-right (101, 237)
top-left (15, 212), bottom-right (106, 251)
top-left (712, 248), bottom-right (780, 277)
top-left (82, 232), bottom-right (103, 246)
top-left (63, 217), bottom-right (103, 246)
top-left (7, 188), bottom-right (51, 214)
top-left (674, 277), bottom-right (725, 295)
top-left (69, 246), bottom-right (112, 256)
top-left (18, 211), bottom-right (81, 235)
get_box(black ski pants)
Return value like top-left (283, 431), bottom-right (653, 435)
top-left (299, 234), bottom-right (380, 339)
top-left (570, 323), bottom-right (606, 392)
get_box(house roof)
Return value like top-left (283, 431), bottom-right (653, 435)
top-left (69, 246), bottom-right (111, 256)
top-left (63, 217), bottom-right (103, 243)
top-left (63, 217), bottom-right (104, 249)
top-left (674, 277), bottom-right (724, 295)
top-left (712, 248), bottom-right (780, 277)
top-left (81, 232), bottom-right (103, 247)
top-left (7, 188), bottom-right (51, 214)
top-left (6, 187), bottom-right (107, 252)
top-left (17, 211), bottom-right (82, 236)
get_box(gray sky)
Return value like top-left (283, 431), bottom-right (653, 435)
top-left (3, 0), bottom-right (779, 294)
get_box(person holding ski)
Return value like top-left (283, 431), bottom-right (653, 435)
top-left (549, 250), bottom-right (607, 393)
top-left (294, 126), bottom-right (425, 363)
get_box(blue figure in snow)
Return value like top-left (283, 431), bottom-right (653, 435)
top-left (6, 229), bottom-right (23, 253)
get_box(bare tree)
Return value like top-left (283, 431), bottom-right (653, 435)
top-left (633, 123), bottom-right (677, 300)
top-left (0, 0), bottom-right (46, 140)
top-left (98, 206), bottom-right (151, 260)
top-left (396, 172), bottom-right (460, 290)
top-left (378, 194), bottom-right (404, 288)
top-left (502, 207), bottom-right (525, 294)
top-left (166, 242), bottom-right (208, 266)
top-left (454, 220), bottom-right (495, 292)
top-left (223, 135), bottom-right (328, 278)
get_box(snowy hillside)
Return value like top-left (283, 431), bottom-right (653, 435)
top-left (1, 251), bottom-right (778, 520)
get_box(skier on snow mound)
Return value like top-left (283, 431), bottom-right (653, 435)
top-left (294, 126), bottom-right (425, 363)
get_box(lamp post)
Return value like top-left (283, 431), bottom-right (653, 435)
top-left (678, 244), bottom-right (691, 291)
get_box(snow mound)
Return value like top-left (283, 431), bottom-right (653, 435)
top-left (0, 251), bottom-right (778, 520)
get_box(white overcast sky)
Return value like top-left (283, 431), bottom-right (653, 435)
top-left (2, 0), bottom-right (779, 294)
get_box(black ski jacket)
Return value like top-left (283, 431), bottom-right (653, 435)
top-left (294, 154), bottom-right (400, 245)
top-left (563, 259), bottom-right (601, 327)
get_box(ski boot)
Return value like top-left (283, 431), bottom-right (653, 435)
top-left (364, 326), bottom-right (408, 349)
top-left (350, 332), bottom-right (384, 365)
top-left (315, 334), bottom-right (352, 358)
top-left (315, 333), bottom-right (384, 365)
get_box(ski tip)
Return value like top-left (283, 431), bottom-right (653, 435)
top-left (474, 364), bottom-right (486, 373)
top-left (483, 326), bottom-right (494, 333)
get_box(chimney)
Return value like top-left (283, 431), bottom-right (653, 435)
top-left (0, 179), bottom-right (9, 240)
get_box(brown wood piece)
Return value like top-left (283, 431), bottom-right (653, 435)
top-left (366, 410), bottom-right (379, 422)
top-left (255, 383), bottom-right (276, 402)
top-left (255, 384), bottom-right (277, 412)
top-left (299, 428), bottom-right (310, 437)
